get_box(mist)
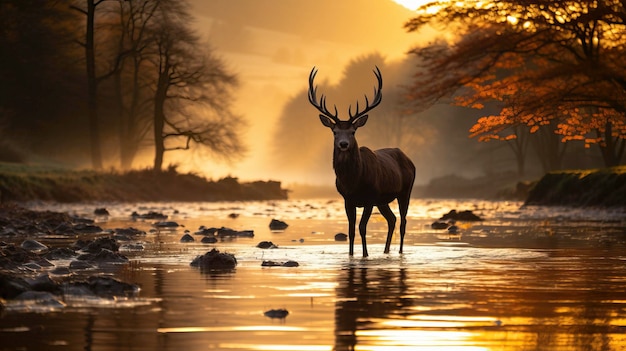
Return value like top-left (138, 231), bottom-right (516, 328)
top-left (0, 0), bottom-right (548, 192)
top-left (179, 0), bottom-right (520, 187)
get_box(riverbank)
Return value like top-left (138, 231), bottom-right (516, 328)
top-left (525, 166), bottom-right (626, 207)
top-left (0, 163), bottom-right (288, 202)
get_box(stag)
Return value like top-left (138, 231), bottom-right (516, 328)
top-left (308, 66), bottom-right (416, 257)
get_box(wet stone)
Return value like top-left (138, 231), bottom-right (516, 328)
top-left (201, 236), bottom-right (217, 244)
top-left (431, 221), bottom-right (449, 230)
top-left (50, 267), bottom-right (71, 276)
top-left (154, 221), bottom-right (179, 229)
top-left (257, 241), bottom-right (277, 249)
top-left (14, 291), bottom-right (66, 309)
top-left (334, 233), bottom-right (348, 241)
top-left (114, 227), bottom-right (146, 236)
top-left (261, 260), bottom-right (299, 267)
top-left (0, 273), bottom-right (30, 299)
top-left (131, 211), bottom-right (167, 220)
top-left (76, 249), bottom-right (128, 263)
top-left (44, 247), bottom-right (77, 260)
top-left (195, 226), bottom-right (218, 235)
top-left (440, 209), bottom-right (483, 221)
top-left (81, 237), bottom-right (120, 253)
top-left (20, 239), bottom-right (48, 252)
top-left (269, 219), bottom-right (288, 230)
top-left (69, 260), bottom-right (95, 270)
top-left (180, 233), bottom-right (195, 242)
top-left (94, 208), bottom-right (110, 216)
top-left (25, 273), bottom-right (59, 293)
top-left (73, 223), bottom-right (104, 234)
top-left (190, 248), bottom-right (237, 271)
top-left (264, 308), bottom-right (289, 319)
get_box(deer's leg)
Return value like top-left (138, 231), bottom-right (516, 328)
top-left (378, 203), bottom-right (396, 254)
top-left (359, 206), bottom-right (372, 257)
top-left (345, 203), bottom-right (357, 256)
top-left (397, 195), bottom-right (410, 254)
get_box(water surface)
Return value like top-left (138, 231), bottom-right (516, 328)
top-left (1, 199), bottom-right (625, 351)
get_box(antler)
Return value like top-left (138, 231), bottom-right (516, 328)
top-left (308, 67), bottom-right (339, 123)
top-left (348, 66), bottom-right (383, 122)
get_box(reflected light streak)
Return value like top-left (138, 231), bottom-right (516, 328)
top-left (219, 344), bottom-right (332, 351)
top-left (355, 347), bottom-right (488, 351)
top-left (157, 325), bottom-right (307, 333)
top-left (356, 329), bottom-right (478, 345)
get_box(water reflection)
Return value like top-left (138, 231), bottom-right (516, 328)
top-left (333, 246), bottom-right (626, 351)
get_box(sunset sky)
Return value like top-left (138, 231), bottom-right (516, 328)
top-left (180, 0), bottom-right (430, 185)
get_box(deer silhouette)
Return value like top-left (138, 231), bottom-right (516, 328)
top-left (308, 66), bottom-right (416, 257)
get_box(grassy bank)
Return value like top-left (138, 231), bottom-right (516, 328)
top-left (0, 163), bottom-right (288, 203)
top-left (524, 166), bottom-right (626, 207)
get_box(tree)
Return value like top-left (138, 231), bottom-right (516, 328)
top-left (406, 0), bottom-right (626, 169)
top-left (149, 1), bottom-right (245, 171)
top-left (111, 0), bottom-right (159, 169)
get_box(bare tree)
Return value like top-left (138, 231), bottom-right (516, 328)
top-left (71, 0), bottom-right (121, 169)
top-left (149, 1), bottom-right (245, 171)
top-left (111, 0), bottom-right (159, 169)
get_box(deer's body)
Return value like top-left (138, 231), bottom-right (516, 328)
top-left (309, 66), bottom-right (416, 257)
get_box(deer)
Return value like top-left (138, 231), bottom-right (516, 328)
top-left (308, 66), bottom-right (416, 257)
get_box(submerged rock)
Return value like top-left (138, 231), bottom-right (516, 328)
top-left (440, 210), bottom-right (483, 222)
top-left (261, 260), bottom-right (299, 267)
top-left (256, 241), bottom-right (277, 249)
top-left (201, 236), bottom-right (217, 244)
top-left (131, 211), bottom-right (167, 220)
top-left (190, 248), bottom-right (237, 271)
top-left (431, 221), bottom-right (449, 230)
top-left (264, 308), bottom-right (289, 319)
top-left (154, 221), bottom-right (180, 229)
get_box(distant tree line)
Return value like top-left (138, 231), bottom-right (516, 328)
top-left (405, 0), bottom-right (626, 174)
top-left (0, 0), bottom-right (244, 171)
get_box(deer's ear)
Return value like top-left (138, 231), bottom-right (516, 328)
top-left (319, 115), bottom-right (335, 128)
top-left (352, 115), bottom-right (368, 129)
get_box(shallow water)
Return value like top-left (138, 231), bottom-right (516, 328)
top-left (1, 199), bottom-right (626, 351)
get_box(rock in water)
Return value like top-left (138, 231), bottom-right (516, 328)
top-left (269, 219), bottom-right (288, 230)
top-left (334, 233), bottom-right (348, 241)
top-left (180, 233), bottom-right (195, 242)
top-left (190, 248), bottom-right (237, 271)
top-left (264, 308), bottom-right (289, 319)
top-left (21, 239), bottom-right (48, 252)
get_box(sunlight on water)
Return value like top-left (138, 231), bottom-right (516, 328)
top-left (2, 199), bottom-right (625, 351)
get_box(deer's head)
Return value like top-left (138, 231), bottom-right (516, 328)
top-left (308, 67), bottom-right (382, 152)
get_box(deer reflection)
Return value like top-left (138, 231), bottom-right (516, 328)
top-left (334, 266), bottom-right (410, 350)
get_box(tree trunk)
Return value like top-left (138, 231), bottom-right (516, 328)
top-left (596, 121), bottom-right (622, 167)
top-left (153, 70), bottom-right (169, 171)
top-left (85, 0), bottom-right (103, 169)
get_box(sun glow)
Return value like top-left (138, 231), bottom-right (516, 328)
top-left (392, 0), bottom-right (434, 10)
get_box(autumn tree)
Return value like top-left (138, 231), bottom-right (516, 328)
top-left (406, 0), bottom-right (626, 170)
top-left (149, 0), bottom-right (245, 171)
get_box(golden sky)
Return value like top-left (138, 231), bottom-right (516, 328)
top-left (173, 0), bottom-right (429, 185)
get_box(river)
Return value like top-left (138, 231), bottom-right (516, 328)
top-left (1, 198), bottom-right (625, 351)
